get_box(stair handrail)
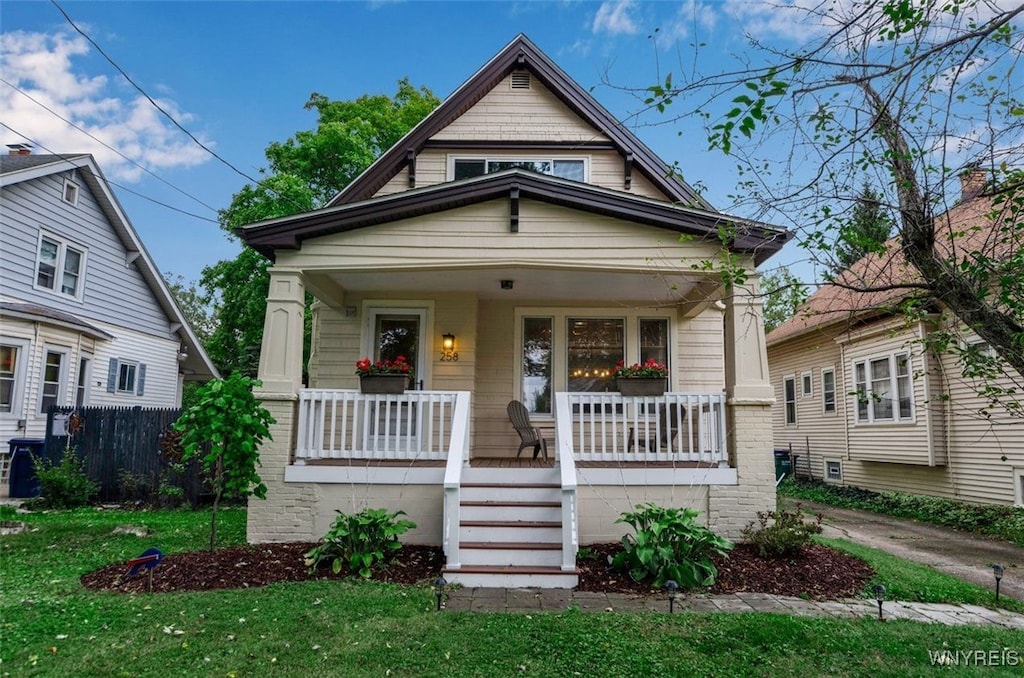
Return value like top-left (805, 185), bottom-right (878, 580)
top-left (442, 391), bottom-right (471, 569)
top-left (554, 392), bottom-right (579, 572)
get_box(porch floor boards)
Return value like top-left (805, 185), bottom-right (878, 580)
top-left (301, 457), bottom-right (719, 469)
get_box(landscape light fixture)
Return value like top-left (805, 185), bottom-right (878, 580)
top-left (442, 333), bottom-right (456, 351)
top-left (664, 580), bottom-right (679, 614)
top-left (993, 564), bottom-right (1004, 603)
top-left (434, 575), bottom-right (447, 611)
top-left (873, 584), bottom-right (886, 621)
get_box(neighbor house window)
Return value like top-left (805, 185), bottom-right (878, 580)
top-left (106, 358), bottom-right (146, 396)
top-left (821, 368), bottom-right (836, 413)
top-left (784, 375), bottom-right (797, 425)
top-left (35, 233), bottom-right (85, 299)
top-left (76, 355), bottom-right (91, 407)
top-left (39, 348), bottom-right (69, 413)
top-left (453, 157), bottom-right (586, 182)
top-left (801, 371), bottom-right (813, 397)
top-left (62, 178), bottom-right (79, 205)
top-left (825, 459), bottom-right (843, 483)
top-left (852, 352), bottom-right (914, 423)
top-left (117, 363), bottom-right (137, 393)
top-left (1, 341), bottom-right (30, 414)
top-left (1015, 468), bottom-right (1024, 507)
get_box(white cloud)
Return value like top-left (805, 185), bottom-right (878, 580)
top-left (663, 0), bottom-right (718, 41)
top-left (592, 0), bottom-right (641, 36)
top-left (0, 29), bottom-right (211, 181)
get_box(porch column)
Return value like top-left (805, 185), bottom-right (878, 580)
top-left (249, 267), bottom-right (315, 544)
top-left (710, 274), bottom-right (776, 539)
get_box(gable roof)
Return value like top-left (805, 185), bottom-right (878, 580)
top-left (1, 154), bottom-right (218, 380)
top-left (766, 189), bottom-right (1016, 346)
top-left (329, 34), bottom-right (712, 210)
top-left (241, 168), bottom-right (789, 265)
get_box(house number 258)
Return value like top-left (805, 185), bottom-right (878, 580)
top-left (440, 351), bottom-right (459, 362)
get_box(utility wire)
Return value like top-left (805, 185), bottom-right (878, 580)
top-left (1, 77), bottom-right (220, 214)
top-left (0, 122), bottom-right (219, 224)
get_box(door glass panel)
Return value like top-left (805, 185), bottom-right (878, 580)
top-left (567, 318), bottom-right (623, 392)
top-left (522, 317), bottom-right (552, 414)
top-left (374, 315), bottom-right (419, 389)
top-left (639, 318), bottom-right (669, 368)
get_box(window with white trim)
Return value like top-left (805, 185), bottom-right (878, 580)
top-left (783, 375), bottom-right (797, 425)
top-left (1, 340), bottom-right (30, 415)
top-left (801, 371), bottom-right (813, 397)
top-left (821, 368), bottom-right (836, 414)
top-left (39, 348), bottom-right (69, 413)
top-left (117, 362), bottom-right (137, 393)
top-left (76, 355), bottom-right (92, 407)
top-left (825, 459), bottom-right (843, 483)
top-left (853, 352), bottom-right (914, 423)
top-left (106, 358), bottom-right (146, 396)
top-left (452, 157), bottom-right (586, 182)
top-left (62, 178), bottom-right (79, 205)
top-left (1014, 468), bottom-right (1024, 507)
top-left (35, 233), bottom-right (85, 299)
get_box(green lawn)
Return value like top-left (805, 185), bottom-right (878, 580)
top-left (2, 507), bottom-right (1022, 677)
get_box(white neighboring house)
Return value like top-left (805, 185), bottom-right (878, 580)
top-left (0, 151), bottom-right (218, 481)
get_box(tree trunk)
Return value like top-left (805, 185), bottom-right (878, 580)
top-left (209, 455), bottom-right (223, 552)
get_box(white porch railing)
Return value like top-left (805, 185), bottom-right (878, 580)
top-left (557, 392), bottom-right (729, 465)
top-left (295, 389), bottom-right (463, 462)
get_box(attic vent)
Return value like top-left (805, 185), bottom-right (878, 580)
top-left (510, 72), bottom-right (531, 90)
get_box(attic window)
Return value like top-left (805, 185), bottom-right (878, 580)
top-left (510, 72), bottom-right (531, 90)
top-left (62, 178), bottom-right (79, 206)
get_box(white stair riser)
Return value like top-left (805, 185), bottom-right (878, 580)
top-left (461, 487), bottom-right (561, 503)
top-left (460, 524), bottom-right (561, 541)
top-left (459, 548), bottom-right (562, 567)
top-left (460, 504), bottom-right (561, 522)
top-left (461, 469), bottom-right (559, 485)
top-left (445, 571), bottom-right (579, 589)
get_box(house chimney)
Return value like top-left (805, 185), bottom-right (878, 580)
top-left (6, 143), bottom-right (32, 156)
top-left (960, 167), bottom-right (987, 201)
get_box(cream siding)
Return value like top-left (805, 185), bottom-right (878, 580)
top-left (433, 73), bottom-right (610, 143)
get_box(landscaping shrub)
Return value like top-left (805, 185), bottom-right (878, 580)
top-left (305, 507), bottom-right (416, 578)
top-left (32, 446), bottom-right (98, 509)
top-left (611, 503), bottom-right (732, 588)
top-left (741, 504), bottom-right (823, 557)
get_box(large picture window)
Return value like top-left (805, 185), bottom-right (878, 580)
top-left (852, 352), bottom-right (914, 423)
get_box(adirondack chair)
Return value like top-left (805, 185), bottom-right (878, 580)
top-left (627, 403), bottom-right (681, 453)
top-left (507, 400), bottom-right (549, 461)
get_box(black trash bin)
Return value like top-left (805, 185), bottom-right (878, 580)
top-left (7, 438), bottom-right (46, 498)
top-left (773, 449), bottom-right (792, 482)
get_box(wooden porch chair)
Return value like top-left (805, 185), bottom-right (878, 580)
top-left (627, 403), bottom-right (681, 453)
top-left (507, 400), bottom-right (549, 461)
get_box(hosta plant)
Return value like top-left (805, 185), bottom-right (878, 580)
top-left (611, 503), bottom-right (733, 588)
top-left (305, 507), bottom-right (416, 578)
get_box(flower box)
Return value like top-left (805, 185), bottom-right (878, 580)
top-left (359, 375), bottom-right (408, 394)
top-left (616, 377), bottom-right (667, 397)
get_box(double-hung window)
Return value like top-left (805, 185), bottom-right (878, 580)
top-left (821, 368), bottom-right (836, 414)
top-left (853, 352), bottom-right (913, 423)
top-left (453, 157), bottom-right (586, 182)
top-left (35, 233), bottom-right (85, 299)
top-left (1, 340), bottom-right (30, 415)
top-left (39, 348), bottom-right (70, 413)
top-left (783, 376), bottom-right (797, 425)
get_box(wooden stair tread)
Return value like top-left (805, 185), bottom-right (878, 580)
top-left (461, 501), bottom-right (560, 508)
top-left (461, 520), bottom-right (560, 528)
top-left (460, 541), bottom-right (561, 550)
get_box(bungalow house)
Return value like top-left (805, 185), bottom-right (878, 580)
top-left (239, 35), bottom-right (790, 587)
top-left (767, 171), bottom-right (1023, 507)
top-left (0, 150), bottom-right (218, 493)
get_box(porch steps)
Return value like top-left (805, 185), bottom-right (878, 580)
top-left (444, 467), bottom-right (578, 589)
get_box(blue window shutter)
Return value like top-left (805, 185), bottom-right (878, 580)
top-left (106, 358), bottom-right (117, 393)
top-left (136, 364), bottom-right (146, 396)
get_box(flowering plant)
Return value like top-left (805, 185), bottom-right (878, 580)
top-left (613, 358), bottom-right (668, 379)
top-left (355, 356), bottom-right (412, 376)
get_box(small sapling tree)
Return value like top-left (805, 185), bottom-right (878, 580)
top-left (174, 372), bottom-right (275, 550)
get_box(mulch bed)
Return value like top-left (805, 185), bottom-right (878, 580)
top-left (81, 541), bottom-right (872, 600)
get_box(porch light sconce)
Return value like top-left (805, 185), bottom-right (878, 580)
top-left (500, 280), bottom-right (514, 290)
top-left (664, 579), bottom-right (679, 614)
top-left (434, 575), bottom-right (447, 611)
top-left (993, 564), bottom-right (1004, 603)
top-left (873, 584), bottom-right (886, 621)
top-left (442, 333), bottom-right (456, 351)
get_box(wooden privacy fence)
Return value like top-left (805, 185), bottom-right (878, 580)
top-left (43, 406), bottom-right (206, 505)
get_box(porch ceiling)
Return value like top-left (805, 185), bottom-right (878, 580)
top-left (308, 266), bottom-right (715, 305)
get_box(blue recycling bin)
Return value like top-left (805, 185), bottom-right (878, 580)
top-left (7, 438), bottom-right (46, 498)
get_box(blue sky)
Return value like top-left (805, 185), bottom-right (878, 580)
top-left (2, 1), bottom-right (835, 284)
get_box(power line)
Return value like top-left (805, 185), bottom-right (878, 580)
top-left (1, 77), bottom-right (220, 214)
top-left (0, 122), bottom-right (219, 224)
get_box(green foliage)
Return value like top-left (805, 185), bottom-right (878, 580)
top-left (611, 503), bottom-right (732, 588)
top-left (174, 373), bottom-right (274, 549)
top-left (304, 507), bottom-right (416, 578)
top-left (32, 446), bottom-right (98, 509)
top-left (830, 183), bottom-right (894, 274)
top-left (781, 479), bottom-right (1024, 546)
top-left (742, 504), bottom-right (823, 557)
top-left (761, 268), bottom-right (809, 333)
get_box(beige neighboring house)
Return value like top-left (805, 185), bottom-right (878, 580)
top-left (767, 171), bottom-right (1023, 508)
top-left (238, 35), bottom-right (790, 587)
